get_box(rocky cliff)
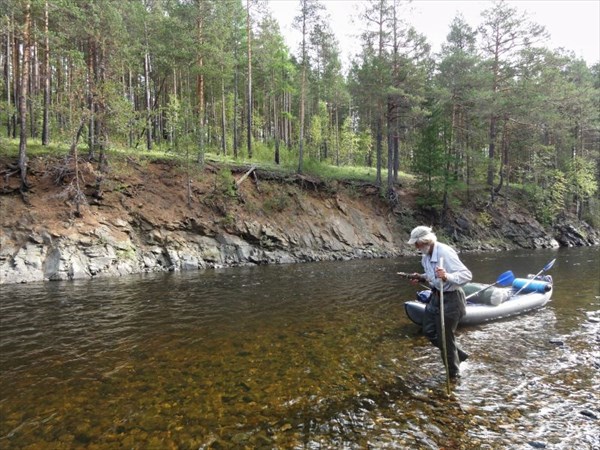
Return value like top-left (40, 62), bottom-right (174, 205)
top-left (1, 156), bottom-right (598, 284)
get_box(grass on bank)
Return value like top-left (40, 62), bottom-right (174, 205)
top-left (0, 138), bottom-right (416, 187)
top-left (3, 138), bottom-right (598, 228)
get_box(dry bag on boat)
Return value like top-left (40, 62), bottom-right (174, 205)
top-left (512, 278), bottom-right (552, 294)
top-left (463, 283), bottom-right (510, 306)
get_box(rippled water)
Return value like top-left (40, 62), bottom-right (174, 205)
top-left (0, 247), bottom-right (598, 449)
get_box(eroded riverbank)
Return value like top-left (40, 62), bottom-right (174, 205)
top-left (2, 157), bottom-right (598, 285)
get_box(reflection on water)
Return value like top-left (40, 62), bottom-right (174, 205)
top-left (0, 247), bottom-right (598, 449)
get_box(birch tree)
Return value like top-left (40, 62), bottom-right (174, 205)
top-left (18, 0), bottom-right (32, 193)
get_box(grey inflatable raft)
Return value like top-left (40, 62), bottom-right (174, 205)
top-left (404, 280), bottom-right (553, 326)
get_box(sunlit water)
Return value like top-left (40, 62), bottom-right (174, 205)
top-left (1, 247), bottom-right (598, 449)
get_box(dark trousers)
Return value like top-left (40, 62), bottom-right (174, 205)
top-left (422, 288), bottom-right (467, 375)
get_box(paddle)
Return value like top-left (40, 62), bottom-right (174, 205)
top-left (512, 258), bottom-right (556, 297)
top-left (464, 270), bottom-right (515, 301)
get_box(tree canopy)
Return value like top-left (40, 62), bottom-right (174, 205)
top-left (1, 0), bottom-right (598, 225)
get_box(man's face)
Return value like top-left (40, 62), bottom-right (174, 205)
top-left (415, 241), bottom-right (431, 254)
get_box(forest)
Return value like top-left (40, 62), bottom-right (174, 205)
top-left (1, 0), bottom-right (599, 228)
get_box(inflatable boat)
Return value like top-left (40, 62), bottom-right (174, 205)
top-left (404, 275), bottom-right (553, 327)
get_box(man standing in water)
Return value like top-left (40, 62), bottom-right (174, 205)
top-left (407, 226), bottom-right (472, 379)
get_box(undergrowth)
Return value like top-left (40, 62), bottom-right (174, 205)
top-left (0, 138), bottom-right (414, 187)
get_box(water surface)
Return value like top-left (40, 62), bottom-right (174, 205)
top-left (1, 247), bottom-right (598, 449)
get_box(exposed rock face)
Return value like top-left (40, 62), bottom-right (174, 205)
top-left (1, 158), bottom-right (598, 284)
top-left (554, 218), bottom-right (600, 247)
top-left (0, 194), bottom-right (403, 284)
top-left (499, 212), bottom-right (561, 249)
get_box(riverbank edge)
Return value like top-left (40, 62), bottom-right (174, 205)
top-left (1, 157), bottom-right (598, 285)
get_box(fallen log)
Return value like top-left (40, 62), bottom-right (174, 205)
top-left (236, 164), bottom-right (257, 186)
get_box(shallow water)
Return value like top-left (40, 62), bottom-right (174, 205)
top-left (0, 247), bottom-right (598, 449)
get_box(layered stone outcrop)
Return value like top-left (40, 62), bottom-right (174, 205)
top-left (1, 158), bottom-right (598, 284)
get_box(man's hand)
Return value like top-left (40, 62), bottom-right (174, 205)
top-left (435, 267), bottom-right (447, 282)
top-left (409, 273), bottom-right (424, 285)
top-left (397, 272), bottom-right (426, 284)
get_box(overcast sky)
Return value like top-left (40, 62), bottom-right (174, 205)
top-left (267, 0), bottom-right (600, 69)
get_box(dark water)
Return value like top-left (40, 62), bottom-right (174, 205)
top-left (0, 247), bottom-right (598, 449)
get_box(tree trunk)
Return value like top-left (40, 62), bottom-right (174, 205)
top-left (284, 91), bottom-right (290, 147)
top-left (386, 119), bottom-right (394, 194)
top-left (56, 56), bottom-right (63, 134)
top-left (28, 37), bottom-right (37, 140)
top-left (18, 1), bottom-right (32, 193)
top-left (233, 52), bottom-right (239, 158)
top-left (487, 115), bottom-right (497, 190)
top-left (273, 95), bottom-right (280, 165)
top-left (144, 50), bottom-right (152, 151)
top-left (128, 69), bottom-right (134, 147)
top-left (4, 18), bottom-right (12, 138)
top-left (375, 116), bottom-right (382, 186)
top-left (298, 9), bottom-right (307, 174)
top-left (98, 42), bottom-right (108, 170)
top-left (487, 42), bottom-right (501, 201)
top-left (335, 101), bottom-right (340, 167)
top-left (393, 132), bottom-right (399, 182)
top-left (12, 30), bottom-right (19, 139)
top-left (246, 0), bottom-right (253, 159)
top-left (221, 75), bottom-right (227, 155)
top-left (298, 61), bottom-right (306, 174)
top-left (87, 39), bottom-right (96, 158)
top-left (195, 4), bottom-right (205, 163)
top-left (42, 0), bottom-right (50, 146)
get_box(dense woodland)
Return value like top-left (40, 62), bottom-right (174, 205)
top-left (1, 0), bottom-right (599, 227)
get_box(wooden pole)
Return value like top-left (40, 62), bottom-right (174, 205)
top-left (439, 257), bottom-right (451, 395)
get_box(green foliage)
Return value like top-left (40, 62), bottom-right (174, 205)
top-left (1, 0), bottom-right (598, 230)
top-left (338, 117), bottom-right (359, 165)
top-left (116, 246), bottom-right (137, 261)
top-left (412, 110), bottom-right (448, 208)
top-left (214, 168), bottom-right (237, 198)
top-left (337, 117), bottom-right (374, 167)
top-left (525, 169), bottom-right (568, 225)
top-left (478, 211), bottom-right (493, 228)
top-left (165, 94), bottom-right (183, 146)
top-left (298, 157), bottom-right (397, 183)
top-left (263, 188), bottom-right (291, 213)
top-left (583, 198), bottom-right (600, 228)
top-left (219, 212), bottom-right (236, 228)
top-left (566, 156), bottom-right (598, 204)
top-left (247, 141), bottom-right (296, 170)
top-left (308, 114), bottom-right (323, 159)
top-left (0, 138), bottom-right (69, 158)
top-left (102, 80), bottom-right (137, 142)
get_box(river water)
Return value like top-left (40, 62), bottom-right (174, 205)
top-left (0, 247), bottom-right (598, 449)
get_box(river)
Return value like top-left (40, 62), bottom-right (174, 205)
top-left (0, 247), bottom-right (598, 449)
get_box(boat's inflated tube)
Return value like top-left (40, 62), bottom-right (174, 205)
top-left (512, 278), bottom-right (552, 294)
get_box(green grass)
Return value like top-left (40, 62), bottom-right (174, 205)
top-left (0, 138), bottom-right (71, 158)
top-left (1, 138), bottom-right (416, 186)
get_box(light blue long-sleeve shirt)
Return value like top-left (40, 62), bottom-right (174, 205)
top-left (421, 242), bottom-right (472, 291)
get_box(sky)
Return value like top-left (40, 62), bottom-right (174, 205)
top-left (267, 0), bottom-right (600, 69)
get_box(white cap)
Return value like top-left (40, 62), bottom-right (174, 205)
top-left (407, 226), bottom-right (435, 244)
